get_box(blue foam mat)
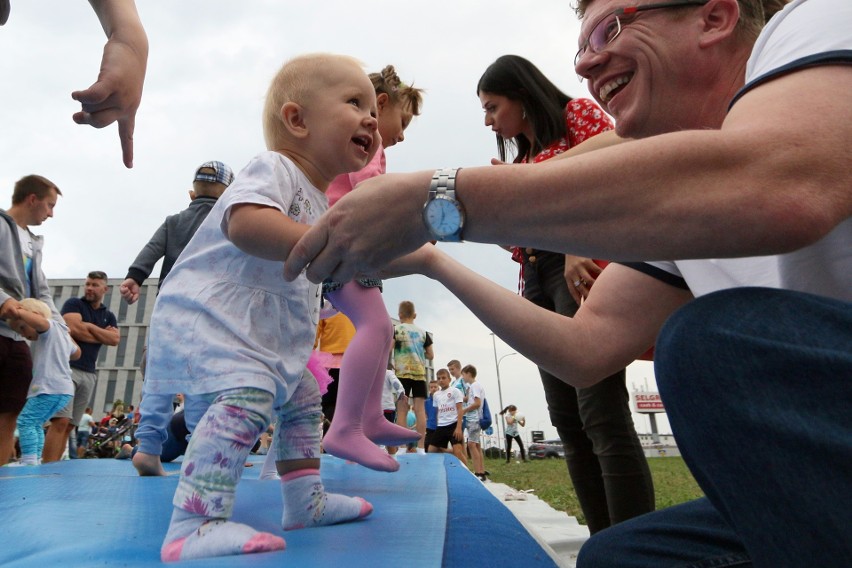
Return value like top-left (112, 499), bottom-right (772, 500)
top-left (0, 454), bottom-right (558, 567)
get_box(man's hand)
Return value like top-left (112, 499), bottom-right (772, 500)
top-left (0, 298), bottom-right (21, 319)
top-left (119, 278), bottom-right (140, 304)
top-left (72, 37), bottom-right (146, 168)
top-left (284, 171), bottom-right (433, 283)
top-left (73, 0), bottom-right (148, 168)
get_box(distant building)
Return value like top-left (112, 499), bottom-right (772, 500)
top-left (50, 277), bottom-right (435, 415)
top-left (637, 432), bottom-right (681, 457)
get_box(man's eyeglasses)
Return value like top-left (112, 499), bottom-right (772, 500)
top-left (574, 0), bottom-right (710, 67)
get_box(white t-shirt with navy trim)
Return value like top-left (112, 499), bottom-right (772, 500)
top-left (627, 0), bottom-right (852, 302)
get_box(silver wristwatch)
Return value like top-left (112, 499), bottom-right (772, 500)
top-left (422, 168), bottom-right (465, 242)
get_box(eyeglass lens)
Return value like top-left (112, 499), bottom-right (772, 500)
top-left (575, 13), bottom-right (622, 66)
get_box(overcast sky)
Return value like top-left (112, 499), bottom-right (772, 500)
top-left (0, 0), bottom-right (670, 439)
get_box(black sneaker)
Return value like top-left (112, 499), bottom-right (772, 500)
top-left (476, 473), bottom-right (487, 482)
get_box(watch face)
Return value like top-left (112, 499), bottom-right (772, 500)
top-left (424, 196), bottom-right (462, 237)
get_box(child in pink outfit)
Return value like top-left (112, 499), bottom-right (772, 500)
top-left (320, 65), bottom-right (427, 472)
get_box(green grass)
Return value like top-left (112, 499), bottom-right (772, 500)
top-left (485, 455), bottom-right (704, 525)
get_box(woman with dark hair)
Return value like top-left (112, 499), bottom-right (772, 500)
top-left (477, 55), bottom-right (654, 534)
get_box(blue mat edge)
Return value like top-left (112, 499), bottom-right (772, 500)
top-left (442, 456), bottom-right (559, 567)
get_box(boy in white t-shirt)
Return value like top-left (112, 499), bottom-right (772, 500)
top-left (462, 364), bottom-right (488, 481)
top-left (427, 369), bottom-right (465, 462)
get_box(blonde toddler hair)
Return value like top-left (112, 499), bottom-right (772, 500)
top-left (18, 298), bottom-right (51, 319)
top-left (262, 53), bottom-right (364, 151)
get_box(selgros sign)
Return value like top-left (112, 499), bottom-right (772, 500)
top-left (634, 391), bottom-right (665, 413)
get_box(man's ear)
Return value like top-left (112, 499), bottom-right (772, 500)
top-left (281, 101), bottom-right (308, 138)
top-left (698, 0), bottom-right (740, 48)
top-left (188, 190), bottom-right (197, 201)
top-left (376, 92), bottom-right (390, 112)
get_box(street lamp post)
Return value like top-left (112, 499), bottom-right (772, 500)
top-left (491, 333), bottom-right (517, 455)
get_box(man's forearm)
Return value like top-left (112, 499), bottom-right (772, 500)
top-left (457, 71), bottom-right (851, 261)
top-left (84, 323), bottom-right (120, 346)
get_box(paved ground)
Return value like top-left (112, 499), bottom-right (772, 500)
top-left (482, 480), bottom-right (590, 568)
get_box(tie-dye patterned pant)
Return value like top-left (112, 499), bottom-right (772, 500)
top-left (174, 374), bottom-right (322, 518)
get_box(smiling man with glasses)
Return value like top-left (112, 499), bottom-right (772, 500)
top-left (286, 3), bottom-right (851, 564)
top-left (574, 0), bottom-right (710, 66)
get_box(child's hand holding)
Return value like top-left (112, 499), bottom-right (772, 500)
top-left (377, 244), bottom-right (439, 280)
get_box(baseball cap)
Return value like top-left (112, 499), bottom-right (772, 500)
top-left (194, 161), bottom-right (234, 186)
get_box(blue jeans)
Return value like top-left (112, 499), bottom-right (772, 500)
top-left (578, 288), bottom-right (852, 567)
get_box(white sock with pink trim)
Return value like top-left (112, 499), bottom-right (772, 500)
top-left (160, 509), bottom-right (285, 562)
top-left (281, 468), bottom-right (373, 530)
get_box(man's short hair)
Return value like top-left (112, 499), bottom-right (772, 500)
top-left (11, 174), bottom-right (61, 205)
top-left (398, 300), bottom-right (415, 319)
top-left (436, 368), bottom-right (450, 378)
top-left (87, 271), bottom-right (108, 281)
top-left (462, 364), bottom-right (477, 377)
top-left (572, 0), bottom-right (783, 41)
top-left (447, 359), bottom-right (461, 368)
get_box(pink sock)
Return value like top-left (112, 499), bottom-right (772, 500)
top-left (361, 372), bottom-right (421, 446)
top-left (321, 283), bottom-right (400, 472)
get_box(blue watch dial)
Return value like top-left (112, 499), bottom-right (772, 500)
top-left (425, 196), bottom-right (462, 237)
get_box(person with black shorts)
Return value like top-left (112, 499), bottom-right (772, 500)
top-left (427, 368), bottom-right (464, 460)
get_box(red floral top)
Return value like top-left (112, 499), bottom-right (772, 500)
top-left (531, 98), bottom-right (614, 163)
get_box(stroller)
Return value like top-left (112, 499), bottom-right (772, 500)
top-left (85, 417), bottom-right (134, 458)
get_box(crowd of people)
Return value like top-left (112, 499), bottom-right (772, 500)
top-left (2, 0), bottom-right (849, 566)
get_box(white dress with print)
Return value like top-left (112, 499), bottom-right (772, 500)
top-left (142, 152), bottom-right (326, 406)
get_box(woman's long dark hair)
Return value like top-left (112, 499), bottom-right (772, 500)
top-left (477, 55), bottom-right (572, 163)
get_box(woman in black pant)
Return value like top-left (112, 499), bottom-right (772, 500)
top-left (477, 55), bottom-right (654, 534)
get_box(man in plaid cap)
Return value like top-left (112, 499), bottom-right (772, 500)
top-left (118, 161), bottom-right (235, 473)
top-left (120, 160), bottom-right (235, 303)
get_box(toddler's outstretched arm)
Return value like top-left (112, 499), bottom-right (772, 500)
top-left (227, 204), bottom-right (309, 261)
